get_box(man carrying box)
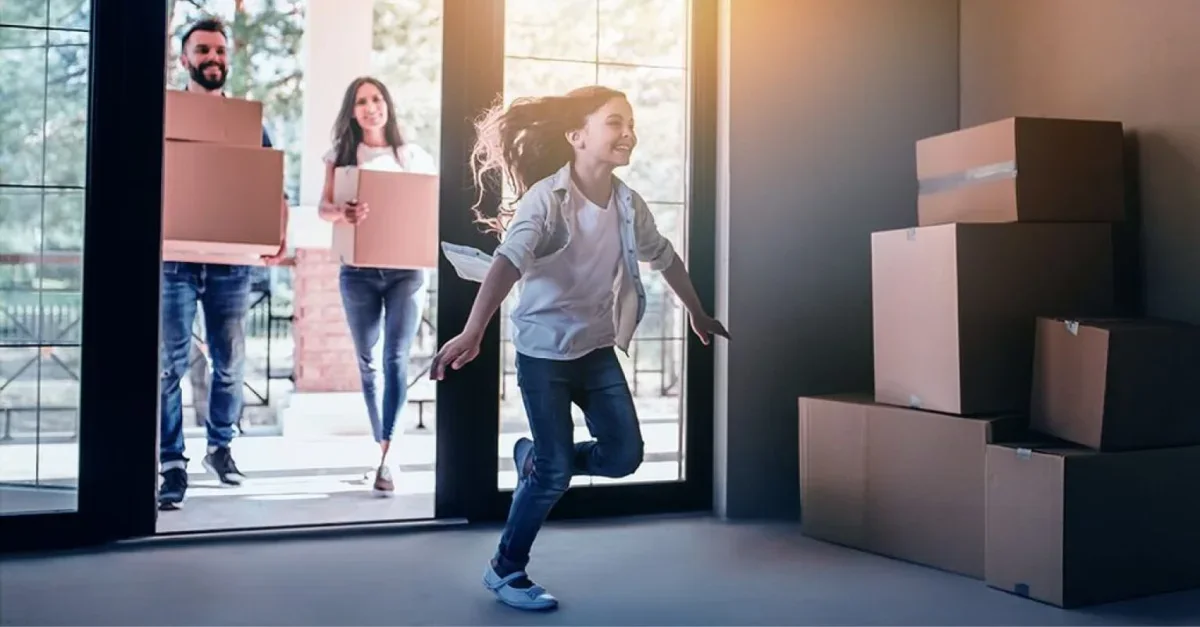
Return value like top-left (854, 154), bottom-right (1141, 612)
top-left (158, 17), bottom-right (289, 510)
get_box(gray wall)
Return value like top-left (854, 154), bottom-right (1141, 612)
top-left (960, 0), bottom-right (1200, 324)
top-left (714, 0), bottom-right (961, 519)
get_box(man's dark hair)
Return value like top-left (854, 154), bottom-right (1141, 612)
top-left (180, 17), bottom-right (228, 50)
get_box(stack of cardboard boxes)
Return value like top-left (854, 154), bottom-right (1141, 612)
top-left (798, 117), bottom-right (1200, 607)
top-left (986, 316), bottom-right (1200, 607)
top-left (162, 91), bottom-right (286, 265)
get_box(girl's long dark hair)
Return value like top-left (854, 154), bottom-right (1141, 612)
top-left (330, 76), bottom-right (406, 168)
top-left (469, 85), bottom-right (626, 236)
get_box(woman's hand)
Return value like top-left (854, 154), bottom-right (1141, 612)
top-left (342, 200), bottom-right (370, 224)
top-left (430, 331), bottom-right (483, 380)
top-left (690, 314), bottom-right (730, 346)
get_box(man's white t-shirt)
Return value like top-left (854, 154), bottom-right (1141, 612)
top-left (509, 179), bottom-right (623, 361)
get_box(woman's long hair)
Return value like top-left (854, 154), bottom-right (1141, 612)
top-left (330, 76), bottom-right (406, 168)
top-left (469, 85), bottom-right (626, 236)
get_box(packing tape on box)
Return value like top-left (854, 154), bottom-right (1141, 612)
top-left (917, 160), bottom-right (1018, 195)
top-left (907, 394), bottom-right (923, 409)
top-left (1064, 320), bottom-right (1080, 336)
top-left (905, 228), bottom-right (917, 241)
top-left (1016, 447), bottom-right (1033, 460)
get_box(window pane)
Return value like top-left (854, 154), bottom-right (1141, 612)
top-left (0, 26), bottom-right (48, 186)
top-left (49, 0), bottom-right (89, 30)
top-left (600, 64), bottom-right (687, 203)
top-left (0, 0), bottom-right (48, 28)
top-left (44, 29), bottom-right (89, 187)
top-left (504, 56), bottom-right (597, 103)
top-left (505, 0), bottom-right (597, 63)
top-left (498, 0), bottom-right (693, 489)
top-left (597, 0), bottom-right (687, 68)
top-left (38, 190), bottom-right (84, 345)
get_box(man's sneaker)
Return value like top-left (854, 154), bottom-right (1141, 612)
top-left (514, 437), bottom-right (534, 483)
top-left (483, 563), bottom-right (558, 611)
top-left (372, 465), bottom-right (395, 497)
top-left (158, 467), bottom-right (188, 510)
top-left (203, 446), bottom-right (245, 486)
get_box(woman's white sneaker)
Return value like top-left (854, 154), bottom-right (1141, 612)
top-left (372, 465), bottom-right (395, 497)
top-left (482, 564), bottom-right (558, 611)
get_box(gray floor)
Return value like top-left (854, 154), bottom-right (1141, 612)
top-left (155, 487), bottom-right (435, 533)
top-left (2, 516), bottom-right (1198, 626)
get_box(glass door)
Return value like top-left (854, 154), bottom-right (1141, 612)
top-left (473, 0), bottom-right (718, 521)
top-left (0, 0), bottom-right (167, 552)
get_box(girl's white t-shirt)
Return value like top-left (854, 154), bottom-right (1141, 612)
top-left (322, 142), bottom-right (437, 174)
top-left (509, 179), bottom-right (623, 360)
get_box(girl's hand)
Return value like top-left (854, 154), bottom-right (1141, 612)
top-left (430, 332), bottom-right (483, 380)
top-left (690, 314), bottom-right (730, 346)
top-left (342, 200), bottom-right (370, 224)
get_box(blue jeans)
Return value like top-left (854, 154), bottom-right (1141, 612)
top-left (338, 266), bottom-right (425, 443)
top-left (495, 348), bottom-right (645, 572)
top-left (160, 262), bottom-right (251, 464)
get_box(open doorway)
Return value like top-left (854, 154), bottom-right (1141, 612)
top-left (155, 0), bottom-right (444, 533)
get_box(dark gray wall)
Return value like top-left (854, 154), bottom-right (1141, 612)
top-left (960, 0), bottom-right (1200, 324)
top-left (714, 0), bottom-right (961, 519)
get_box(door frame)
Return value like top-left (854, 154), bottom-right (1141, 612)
top-left (1, 0), bottom-right (165, 553)
top-left (460, 0), bottom-right (720, 523)
top-left (2, 0), bottom-right (718, 554)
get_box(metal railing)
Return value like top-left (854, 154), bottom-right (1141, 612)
top-left (1, 267), bottom-right (685, 442)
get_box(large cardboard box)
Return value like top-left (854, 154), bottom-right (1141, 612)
top-left (331, 167), bottom-right (439, 270)
top-left (162, 141), bottom-right (285, 261)
top-left (164, 90), bottom-right (264, 147)
top-left (798, 394), bottom-right (1025, 579)
top-left (1031, 317), bottom-right (1200, 451)
top-left (872, 223), bottom-right (1114, 415)
top-left (916, 117), bottom-right (1125, 226)
top-left (985, 442), bottom-right (1200, 608)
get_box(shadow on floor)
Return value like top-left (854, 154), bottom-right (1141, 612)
top-left (2, 515), bottom-right (1199, 626)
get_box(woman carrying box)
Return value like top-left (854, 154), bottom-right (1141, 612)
top-left (318, 76), bottom-right (436, 496)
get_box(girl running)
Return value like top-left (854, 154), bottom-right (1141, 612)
top-left (432, 85), bottom-right (729, 610)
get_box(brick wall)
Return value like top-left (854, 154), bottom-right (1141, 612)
top-left (292, 247), bottom-right (361, 392)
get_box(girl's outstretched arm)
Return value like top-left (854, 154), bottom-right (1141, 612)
top-left (430, 255), bottom-right (521, 379)
top-left (660, 257), bottom-right (730, 345)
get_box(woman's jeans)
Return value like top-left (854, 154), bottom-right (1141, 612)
top-left (494, 348), bottom-right (645, 573)
top-left (338, 266), bottom-right (425, 443)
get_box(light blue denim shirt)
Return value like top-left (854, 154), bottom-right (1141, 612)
top-left (491, 163), bottom-right (677, 358)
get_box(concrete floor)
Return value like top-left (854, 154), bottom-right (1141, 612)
top-left (2, 515), bottom-right (1198, 626)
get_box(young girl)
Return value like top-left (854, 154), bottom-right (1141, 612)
top-left (432, 86), bottom-right (729, 610)
top-left (319, 76), bottom-right (436, 496)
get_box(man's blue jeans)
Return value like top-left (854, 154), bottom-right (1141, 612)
top-left (494, 348), bottom-right (645, 573)
top-left (160, 262), bottom-right (251, 465)
top-left (338, 266), bottom-right (425, 443)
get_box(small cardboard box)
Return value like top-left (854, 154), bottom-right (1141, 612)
top-left (916, 117), bottom-right (1125, 226)
top-left (162, 140), bottom-right (285, 261)
top-left (871, 223), bottom-right (1114, 415)
top-left (986, 442), bottom-right (1200, 608)
top-left (331, 167), bottom-right (439, 270)
top-left (799, 394), bottom-right (1025, 579)
top-left (1031, 317), bottom-right (1200, 451)
top-left (164, 90), bottom-right (263, 147)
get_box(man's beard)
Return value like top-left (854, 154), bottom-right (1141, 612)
top-left (188, 60), bottom-right (227, 91)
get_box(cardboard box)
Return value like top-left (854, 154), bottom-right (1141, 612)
top-left (916, 117), bottom-right (1125, 226)
top-left (164, 90), bottom-right (264, 147)
top-left (872, 223), bottom-right (1114, 415)
top-left (798, 394), bottom-right (1025, 579)
top-left (1031, 317), bottom-right (1200, 451)
top-left (162, 140), bottom-right (285, 261)
top-left (985, 442), bottom-right (1200, 608)
top-left (331, 167), bottom-right (439, 270)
